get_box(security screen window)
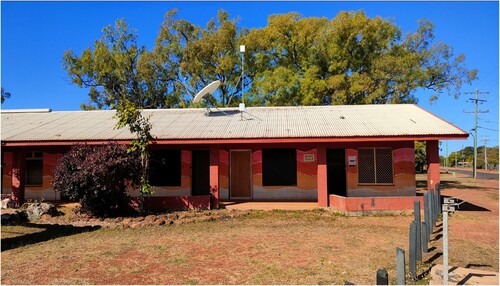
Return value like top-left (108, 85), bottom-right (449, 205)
top-left (149, 150), bottom-right (181, 186)
top-left (262, 148), bottom-right (297, 186)
top-left (358, 148), bottom-right (394, 184)
top-left (26, 151), bottom-right (43, 186)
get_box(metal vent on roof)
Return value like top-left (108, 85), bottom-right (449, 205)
top-left (1, 108), bottom-right (52, 114)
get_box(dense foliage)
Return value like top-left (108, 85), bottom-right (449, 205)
top-left (63, 9), bottom-right (477, 109)
top-left (52, 144), bottom-right (140, 217)
top-left (444, 145), bottom-right (499, 169)
top-left (414, 141), bottom-right (427, 174)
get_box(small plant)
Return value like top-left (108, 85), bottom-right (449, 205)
top-left (52, 143), bottom-right (140, 217)
top-left (25, 197), bottom-right (45, 204)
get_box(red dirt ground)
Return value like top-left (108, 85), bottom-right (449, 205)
top-left (1, 173), bottom-right (498, 284)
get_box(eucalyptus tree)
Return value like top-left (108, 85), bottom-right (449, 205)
top-left (63, 18), bottom-right (182, 110)
top-left (159, 9), bottom-right (249, 106)
top-left (245, 11), bottom-right (477, 106)
top-left (64, 9), bottom-right (476, 109)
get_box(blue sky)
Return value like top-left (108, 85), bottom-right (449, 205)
top-left (1, 1), bottom-right (498, 153)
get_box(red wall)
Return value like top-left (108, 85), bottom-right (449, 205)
top-left (344, 141), bottom-right (416, 197)
top-left (2, 151), bottom-right (62, 200)
top-left (141, 195), bottom-right (210, 211)
top-left (218, 144), bottom-right (318, 201)
top-left (2, 152), bottom-right (12, 193)
top-left (329, 194), bottom-right (424, 213)
top-left (2, 140), bottom-right (418, 208)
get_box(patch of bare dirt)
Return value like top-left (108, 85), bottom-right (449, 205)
top-left (1, 175), bottom-right (497, 285)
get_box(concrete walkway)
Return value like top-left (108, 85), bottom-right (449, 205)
top-left (430, 264), bottom-right (499, 285)
top-left (220, 201), bottom-right (320, 211)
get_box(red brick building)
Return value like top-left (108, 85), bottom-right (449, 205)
top-left (1, 104), bottom-right (467, 212)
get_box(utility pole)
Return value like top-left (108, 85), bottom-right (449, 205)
top-left (482, 137), bottom-right (489, 170)
top-left (463, 89), bottom-right (489, 179)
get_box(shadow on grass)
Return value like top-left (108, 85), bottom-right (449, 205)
top-left (438, 196), bottom-right (491, 212)
top-left (431, 234), bottom-right (443, 242)
top-left (417, 264), bottom-right (434, 280)
top-left (1, 223), bottom-right (100, 252)
top-left (456, 200), bottom-right (491, 212)
top-left (465, 263), bottom-right (493, 269)
top-left (424, 252), bottom-right (442, 264)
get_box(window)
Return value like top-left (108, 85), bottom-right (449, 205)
top-left (149, 150), bottom-right (181, 186)
top-left (358, 148), bottom-right (393, 184)
top-left (26, 152), bottom-right (43, 186)
top-left (262, 149), bottom-right (297, 186)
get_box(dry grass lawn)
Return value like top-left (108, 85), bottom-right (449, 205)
top-left (1, 173), bottom-right (498, 285)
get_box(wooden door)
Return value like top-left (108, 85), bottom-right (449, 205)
top-left (230, 150), bottom-right (252, 198)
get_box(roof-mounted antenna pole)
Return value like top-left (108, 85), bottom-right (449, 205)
top-left (239, 45), bottom-right (246, 120)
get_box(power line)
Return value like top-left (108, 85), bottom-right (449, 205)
top-left (463, 89), bottom-right (489, 179)
top-left (476, 66), bottom-right (499, 86)
top-left (478, 118), bottom-right (498, 124)
top-left (478, 126), bottom-right (499, 132)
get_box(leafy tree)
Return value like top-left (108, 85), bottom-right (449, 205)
top-left (476, 146), bottom-right (492, 169)
top-left (245, 11), bottom-right (477, 106)
top-left (244, 13), bottom-right (329, 106)
top-left (449, 145), bottom-right (499, 169)
top-left (64, 19), bottom-right (160, 201)
top-left (415, 141), bottom-right (427, 173)
top-left (63, 19), bottom-right (182, 110)
top-left (1, 88), bottom-right (11, 104)
top-left (486, 146), bottom-right (499, 169)
top-left (63, 10), bottom-right (248, 109)
top-left (52, 144), bottom-right (140, 217)
top-left (65, 10), bottom-right (477, 109)
top-left (156, 9), bottom-right (248, 106)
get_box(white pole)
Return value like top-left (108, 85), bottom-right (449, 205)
top-left (240, 45), bottom-right (245, 105)
top-left (443, 205), bottom-right (449, 285)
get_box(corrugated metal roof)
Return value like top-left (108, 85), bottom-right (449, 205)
top-left (1, 104), bottom-right (468, 142)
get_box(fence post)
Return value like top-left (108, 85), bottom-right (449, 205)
top-left (424, 193), bottom-right (430, 236)
top-left (409, 221), bottom-right (417, 280)
top-left (433, 188), bottom-right (438, 223)
top-left (427, 192), bottom-right (433, 234)
top-left (422, 221), bottom-right (429, 253)
top-left (396, 247), bottom-right (406, 285)
top-left (376, 268), bottom-right (388, 285)
top-left (414, 200), bottom-right (422, 261)
top-left (443, 205), bottom-right (449, 285)
top-left (430, 188), bottom-right (436, 225)
top-left (436, 184), bottom-right (441, 214)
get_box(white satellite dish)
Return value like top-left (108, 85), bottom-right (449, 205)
top-left (193, 80), bottom-right (221, 104)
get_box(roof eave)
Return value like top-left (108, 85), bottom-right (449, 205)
top-left (1, 134), bottom-right (469, 148)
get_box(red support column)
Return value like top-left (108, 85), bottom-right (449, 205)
top-left (11, 149), bottom-right (26, 207)
top-left (210, 145), bottom-right (220, 209)
top-left (426, 140), bottom-right (440, 191)
top-left (317, 144), bottom-right (328, 207)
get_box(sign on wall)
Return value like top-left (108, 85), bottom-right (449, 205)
top-left (348, 156), bottom-right (357, 166)
top-left (304, 154), bottom-right (315, 162)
